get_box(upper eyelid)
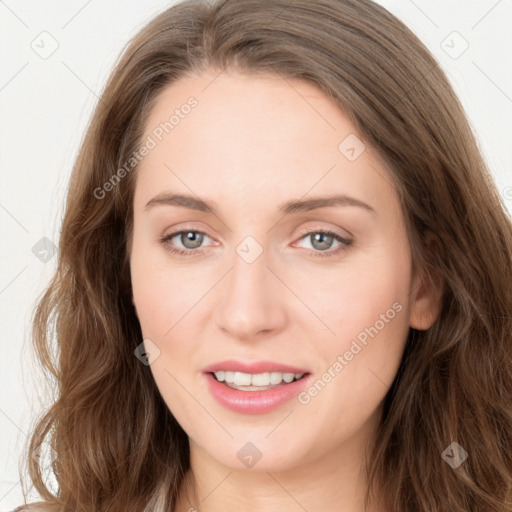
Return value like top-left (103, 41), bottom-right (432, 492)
top-left (162, 221), bottom-right (352, 239)
top-left (162, 227), bottom-right (352, 247)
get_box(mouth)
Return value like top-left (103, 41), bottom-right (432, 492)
top-left (210, 370), bottom-right (308, 391)
top-left (204, 370), bottom-right (312, 414)
top-left (202, 360), bottom-right (312, 414)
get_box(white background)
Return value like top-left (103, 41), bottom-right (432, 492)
top-left (1, 0), bottom-right (511, 509)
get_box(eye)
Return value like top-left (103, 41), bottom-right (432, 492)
top-left (160, 229), bottom-right (213, 257)
top-left (159, 228), bottom-right (353, 258)
top-left (293, 229), bottom-right (352, 258)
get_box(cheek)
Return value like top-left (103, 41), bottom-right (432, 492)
top-left (301, 245), bottom-right (411, 417)
top-left (294, 241), bottom-right (411, 387)
top-left (291, 238), bottom-right (411, 343)
top-left (130, 242), bottom-right (208, 404)
top-left (130, 246), bottom-right (202, 427)
top-left (130, 240), bottom-right (204, 339)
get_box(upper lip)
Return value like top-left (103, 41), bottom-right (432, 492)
top-left (203, 360), bottom-right (310, 375)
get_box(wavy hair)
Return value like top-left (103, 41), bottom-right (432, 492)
top-left (16, 0), bottom-right (512, 510)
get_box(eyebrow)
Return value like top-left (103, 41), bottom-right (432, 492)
top-left (144, 192), bottom-right (377, 215)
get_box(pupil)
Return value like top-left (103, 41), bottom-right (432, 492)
top-left (183, 232), bottom-right (203, 248)
top-left (313, 233), bottom-right (332, 250)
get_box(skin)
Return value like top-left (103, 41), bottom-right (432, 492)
top-left (129, 68), bottom-right (442, 512)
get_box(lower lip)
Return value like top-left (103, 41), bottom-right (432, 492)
top-left (204, 372), bottom-right (311, 414)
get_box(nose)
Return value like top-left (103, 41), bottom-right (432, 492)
top-left (213, 242), bottom-right (288, 341)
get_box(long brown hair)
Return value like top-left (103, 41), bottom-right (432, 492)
top-left (17, 0), bottom-right (512, 510)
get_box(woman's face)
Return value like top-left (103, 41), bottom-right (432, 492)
top-left (130, 69), bottom-right (438, 473)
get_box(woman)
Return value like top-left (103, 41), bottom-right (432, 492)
top-left (15, 0), bottom-right (512, 510)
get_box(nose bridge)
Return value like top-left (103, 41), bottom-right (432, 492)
top-left (230, 238), bottom-right (267, 296)
top-left (214, 234), bottom-right (286, 338)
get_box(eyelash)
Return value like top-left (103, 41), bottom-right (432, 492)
top-left (159, 228), bottom-right (353, 259)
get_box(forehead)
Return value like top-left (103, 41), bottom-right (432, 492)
top-left (142, 69), bottom-right (352, 154)
top-left (134, 70), bottom-right (396, 218)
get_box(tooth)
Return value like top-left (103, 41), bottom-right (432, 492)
top-left (233, 372), bottom-right (252, 386)
top-left (214, 370), bottom-right (305, 387)
top-left (269, 372), bottom-right (283, 385)
top-left (251, 372), bottom-right (270, 386)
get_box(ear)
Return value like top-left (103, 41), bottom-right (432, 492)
top-left (409, 231), bottom-right (444, 330)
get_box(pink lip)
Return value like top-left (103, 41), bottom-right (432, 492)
top-left (202, 359), bottom-right (310, 375)
top-left (202, 360), bottom-right (312, 414)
